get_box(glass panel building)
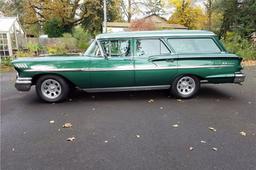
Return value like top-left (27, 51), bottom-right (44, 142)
top-left (0, 17), bottom-right (26, 57)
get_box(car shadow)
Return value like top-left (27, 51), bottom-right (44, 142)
top-left (65, 85), bottom-right (235, 102)
top-left (28, 85), bottom-right (236, 104)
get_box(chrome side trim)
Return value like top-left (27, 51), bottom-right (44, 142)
top-left (25, 68), bottom-right (85, 72)
top-left (24, 65), bottom-right (233, 72)
top-left (84, 85), bottom-right (170, 92)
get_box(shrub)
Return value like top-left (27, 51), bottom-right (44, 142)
top-left (222, 32), bottom-right (256, 60)
top-left (0, 57), bottom-right (13, 66)
top-left (62, 33), bottom-right (77, 52)
top-left (72, 27), bottom-right (91, 51)
top-left (15, 51), bottom-right (34, 58)
top-left (46, 43), bottom-right (67, 55)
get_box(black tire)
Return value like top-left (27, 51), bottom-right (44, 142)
top-left (171, 75), bottom-right (200, 99)
top-left (36, 75), bottom-right (70, 103)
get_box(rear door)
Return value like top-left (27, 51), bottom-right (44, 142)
top-left (134, 38), bottom-right (178, 86)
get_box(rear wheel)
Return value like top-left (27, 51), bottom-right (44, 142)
top-left (36, 75), bottom-right (70, 102)
top-left (171, 75), bottom-right (200, 99)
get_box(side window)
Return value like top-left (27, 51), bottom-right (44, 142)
top-left (135, 39), bottom-right (170, 56)
top-left (100, 39), bottom-right (131, 57)
top-left (167, 38), bottom-right (221, 53)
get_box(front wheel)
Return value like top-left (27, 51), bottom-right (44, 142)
top-left (36, 75), bottom-right (70, 103)
top-left (171, 75), bottom-right (200, 99)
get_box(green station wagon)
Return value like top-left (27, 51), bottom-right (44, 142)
top-left (12, 30), bottom-right (245, 102)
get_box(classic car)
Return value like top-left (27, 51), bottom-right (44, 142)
top-left (12, 30), bottom-right (245, 102)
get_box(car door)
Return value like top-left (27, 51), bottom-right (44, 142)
top-left (134, 38), bottom-right (178, 86)
top-left (89, 39), bottom-right (134, 88)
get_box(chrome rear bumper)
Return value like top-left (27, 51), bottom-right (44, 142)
top-left (15, 76), bottom-right (32, 91)
top-left (234, 72), bottom-right (246, 84)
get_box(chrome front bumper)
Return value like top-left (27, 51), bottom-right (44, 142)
top-left (234, 72), bottom-right (246, 84)
top-left (15, 76), bottom-right (32, 91)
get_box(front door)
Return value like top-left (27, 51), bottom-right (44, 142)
top-left (89, 39), bottom-right (134, 88)
top-left (134, 38), bottom-right (178, 86)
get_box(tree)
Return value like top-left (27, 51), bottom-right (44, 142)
top-left (0, 0), bottom-right (23, 16)
top-left (121, 0), bottom-right (166, 22)
top-left (204, 0), bottom-right (214, 30)
top-left (168, 0), bottom-right (206, 29)
top-left (215, 0), bottom-right (256, 38)
top-left (80, 0), bottom-right (123, 35)
top-left (43, 18), bottom-right (66, 37)
top-left (21, 0), bottom-right (122, 36)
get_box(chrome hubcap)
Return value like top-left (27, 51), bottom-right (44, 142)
top-left (41, 79), bottom-right (61, 99)
top-left (177, 76), bottom-right (195, 96)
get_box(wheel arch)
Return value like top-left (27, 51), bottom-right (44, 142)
top-left (172, 73), bottom-right (204, 83)
top-left (32, 73), bottom-right (76, 88)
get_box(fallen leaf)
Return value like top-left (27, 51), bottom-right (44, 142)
top-left (208, 127), bottom-right (217, 132)
top-left (212, 147), bottom-right (218, 151)
top-left (66, 137), bottom-right (75, 142)
top-left (49, 120), bottom-right (55, 124)
top-left (200, 140), bottom-right (206, 144)
top-left (189, 146), bottom-right (194, 151)
top-left (136, 134), bottom-right (141, 138)
top-left (104, 140), bottom-right (108, 143)
top-left (148, 99), bottom-right (154, 103)
top-left (172, 124), bottom-right (179, 128)
top-left (63, 123), bottom-right (72, 128)
top-left (240, 131), bottom-right (247, 136)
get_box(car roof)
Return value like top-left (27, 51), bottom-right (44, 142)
top-left (96, 30), bottom-right (216, 39)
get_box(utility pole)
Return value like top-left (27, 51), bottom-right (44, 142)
top-left (103, 0), bottom-right (107, 33)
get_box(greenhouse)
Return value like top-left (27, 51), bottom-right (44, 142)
top-left (0, 17), bottom-right (26, 57)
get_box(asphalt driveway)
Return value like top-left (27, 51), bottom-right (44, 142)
top-left (1, 67), bottom-right (256, 170)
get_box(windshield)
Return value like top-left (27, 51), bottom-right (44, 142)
top-left (84, 40), bottom-right (102, 56)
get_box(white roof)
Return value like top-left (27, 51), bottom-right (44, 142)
top-left (0, 17), bottom-right (17, 32)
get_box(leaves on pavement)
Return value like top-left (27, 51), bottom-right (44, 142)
top-left (66, 137), bottom-right (75, 142)
top-left (240, 131), bottom-right (247, 136)
top-left (63, 123), bottom-right (72, 128)
top-left (172, 124), bottom-right (179, 128)
top-left (208, 127), bottom-right (217, 132)
top-left (212, 147), bottom-right (218, 151)
top-left (148, 99), bottom-right (154, 103)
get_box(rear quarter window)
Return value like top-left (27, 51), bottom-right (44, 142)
top-left (167, 38), bottom-right (221, 54)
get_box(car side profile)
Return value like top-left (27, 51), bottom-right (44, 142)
top-left (12, 30), bottom-right (245, 102)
